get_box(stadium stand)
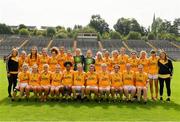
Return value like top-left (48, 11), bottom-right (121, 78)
top-left (76, 38), bottom-right (99, 56)
top-left (21, 37), bottom-right (51, 53)
top-left (0, 34), bottom-right (179, 61)
top-left (0, 35), bottom-right (27, 57)
top-left (50, 38), bottom-right (74, 51)
top-left (101, 39), bottom-right (130, 55)
top-left (148, 40), bottom-right (180, 60)
top-left (125, 40), bottom-right (152, 53)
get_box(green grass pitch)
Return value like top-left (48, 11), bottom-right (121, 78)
top-left (0, 60), bottom-right (180, 121)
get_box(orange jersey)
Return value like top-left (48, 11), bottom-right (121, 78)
top-left (118, 54), bottom-right (129, 72)
top-left (40, 71), bottom-right (51, 86)
top-left (128, 58), bottom-right (139, 72)
top-left (49, 56), bottom-right (59, 72)
top-left (111, 57), bottom-right (119, 68)
top-left (58, 53), bottom-right (67, 70)
top-left (51, 72), bottom-right (63, 86)
top-left (29, 73), bottom-right (40, 86)
top-left (73, 71), bottom-right (86, 86)
top-left (38, 55), bottom-right (49, 71)
top-left (103, 57), bottom-right (112, 71)
top-left (27, 54), bottom-right (39, 67)
top-left (111, 72), bottom-right (123, 87)
top-left (18, 57), bottom-right (27, 71)
top-left (135, 72), bottom-right (148, 87)
top-left (18, 71), bottom-right (30, 83)
top-left (66, 56), bottom-right (74, 70)
top-left (123, 70), bottom-right (135, 86)
top-left (148, 56), bottom-right (159, 74)
top-left (98, 72), bottom-right (111, 87)
top-left (95, 58), bottom-right (104, 72)
top-left (85, 72), bottom-right (98, 86)
top-left (139, 58), bottom-right (149, 73)
top-left (62, 70), bottom-right (73, 86)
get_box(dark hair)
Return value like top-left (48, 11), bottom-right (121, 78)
top-left (30, 46), bottom-right (38, 59)
top-left (51, 47), bottom-right (59, 55)
top-left (160, 51), bottom-right (168, 61)
top-left (150, 50), bottom-right (156, 54)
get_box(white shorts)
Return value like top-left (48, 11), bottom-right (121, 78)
top-left (72, 86), bottom-right (85, 90)
top-left (148, 74), bottom-right (158, 80)
top-left (86, 86), bottom-right (98, 90)
top-left (123, 85), bottom-right (136, 92)
top-left (19, 83), bottom-right (28, 88)
top-left (99, 86), bottom-right (110, 91)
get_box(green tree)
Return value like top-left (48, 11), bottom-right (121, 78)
top-left (46, 27), bottom-right (56, 37)
top-left (127, 31), bottom-right (141, 40)
top-left (18, 24), bottom-right (27, 30)
top-left (0, 23), bottom-right (12, 34)
top-left (19, 28), bottom-right (29, 36)
top-left (89, 14), bottom-right (109, 35)
top-left (171, 18), bottom-right (180, 36)
top-left (110, 31), bottom-right (121, 39)
top-left (114, 18), bottom-right (142, 36)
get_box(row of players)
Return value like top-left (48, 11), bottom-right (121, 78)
top-left (7, 46), bottom-right (172, 102)
top-left (12, 62), bottom-right (148, 103)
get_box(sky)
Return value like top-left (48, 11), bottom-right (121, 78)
top-left (0, 0), bottom-right (179, 29)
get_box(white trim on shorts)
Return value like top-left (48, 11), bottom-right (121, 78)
top-left (148, 74), bottom-right (158, 80)
top-left (123, 85), bottom-right (136, 91)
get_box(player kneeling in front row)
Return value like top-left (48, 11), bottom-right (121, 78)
top-left (72, 64), bottom-right (86, 100)
top-left (39, 64), bottom-right (51, 102)
top-left (85, 64), bottom-right (99, 101)
top-left (26, 64), bottom-right (41, 101)
top-left (62, 62), bottom-right (74, 100)
top-left (12, 63), bottom-right (30, 101)
top-left (135, 64), bottom-right (148, 104)
top-left (98, 63), bottom-right (111, 102)
top-left (123, 63), bottom-right (136, 102)
top-left (50, 64), bottom-right (63, 101)
top-left (110, 64), bottom-right (123, 102)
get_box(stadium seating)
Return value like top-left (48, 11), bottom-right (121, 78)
top-left (0, 35), bottom-right (180, 61)
top-left (50, 38), bottom-right (74, 51)
top-left (77, 38), bottom-right (99, 56)
top-left (148, 40), bottom-right (180, 60)
top-left (101, 39), bottom-right (131, 55)
top-left (21, 36), bottom-right (51, 53)
top-left (0, 35), bottom-right (27, 57)
top-left (126, 40), bottom-right (152, 53)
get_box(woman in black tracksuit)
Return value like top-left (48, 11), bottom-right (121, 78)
top-left (6, 48), bottom-right (19, 97)
top-left (158, 51), bottom-right (173, 102)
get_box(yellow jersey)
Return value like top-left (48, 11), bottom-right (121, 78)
top-left (73, 71), bottom-right (86, 86)
top-left (49, 56), bottom-right (59, 72)
top-left (29, 73), bottom-right (40, 86)
top-left (135, 72), bottom-right (148, 87)
top-left (38, 55), bottom-right (49, 71)
top-left (103, 57), bottom-right (112, 71)
top-left (128, 58), bottom-right (139, 72)
top-left (118, 54), bottom-right (129, 72)
top-left (18, 71), bottom-right (30, 83)
top-left (58, 53), bottom-right (67, 70)
top-left (139, 58), bottom-right (149, 73)
top-left (111, 72), bottom-right (123, 87)
top-left (40, 71), bottom-right (51, 86)
top-left (123, 70), bottom-right (135, 86)
top-left (85, 72), bottom-right (98, 86)
top-left (51, 72), bottom-right (63, 86)
top-left (62, 70), bottom-right (73, 86)
top-left (148, 56), bottom-right (159, 74)
top-left (98, 71), bottom-right (111, 87)
top-left (27, 54), bottom-right (39, 67)
top-left (95, 58), bottom-right (104, 72)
